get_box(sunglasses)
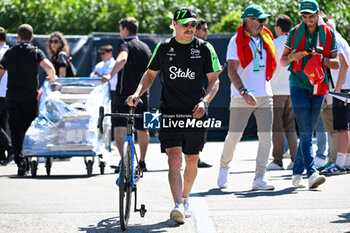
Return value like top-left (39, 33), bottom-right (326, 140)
top-left (181, 21), bottom-right (198, 28)
top-left (49, 39), bottom-right (60, 44)
top-left (251, 17), bottom-right (266, 23)
top-left (99, 52), bottom-right (106, 55)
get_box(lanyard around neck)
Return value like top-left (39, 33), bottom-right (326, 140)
top-left (250, 35), bottom-right (263, 59)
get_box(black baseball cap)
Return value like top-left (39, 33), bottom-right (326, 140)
top-left (173, 7), bottom-right (197, 24)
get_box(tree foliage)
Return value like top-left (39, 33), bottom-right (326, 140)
top-left (0, 0), bottom-right (349, 40)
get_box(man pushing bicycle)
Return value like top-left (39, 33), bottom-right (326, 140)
top-left (127, 6), bottom-right (221, 224)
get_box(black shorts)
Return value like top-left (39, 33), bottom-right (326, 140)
top-left (158, 130), bottom-right (207, 155)
top-left (332, 89), bottom-right (350, 130)
top-left (112, 94), bottom-right (148, 130)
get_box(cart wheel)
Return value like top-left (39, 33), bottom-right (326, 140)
top-left (31, 161), bottom-right (38, 178)
top-left (87, 160), bottom-right (93, 177)
top-left (45, 158), bottom-right (52, 176)
top-left (99, 161), bottom-right (105, 175)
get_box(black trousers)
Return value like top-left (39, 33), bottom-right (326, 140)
top-left (0, 98), bottom-right (11, 160)
top-left (6, 100), bottom-right (38, 165)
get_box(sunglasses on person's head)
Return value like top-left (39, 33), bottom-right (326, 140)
top-left (49, 39), bottom-right (60, 44)
top-left (181, 21), bottom-right (198, 28)
top-left (251, 17), bottom-right (266, 23)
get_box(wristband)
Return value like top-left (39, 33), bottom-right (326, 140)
top-left (238, 87), bottom-right (249, 96)
top-left (322, 57), bottom-right (326, 64)
top-left (288, 54), bottom-right (293, 62)
top-left (201, 100), bottom-right (209, 108)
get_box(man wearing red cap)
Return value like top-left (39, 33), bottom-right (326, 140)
top-left (217, 4), bottom-right (276, 191)
top-left (280, 0), bottom-right (339, 189)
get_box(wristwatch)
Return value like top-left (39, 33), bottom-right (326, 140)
top-left (201, 99), bottom-right (209, 108)
top-left (238, 87), bottom-right (249, 96)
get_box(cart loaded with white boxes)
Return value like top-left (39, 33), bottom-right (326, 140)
top-left (23, 78), bottom-right (111, 177)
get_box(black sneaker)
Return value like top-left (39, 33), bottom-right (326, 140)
top-left (0, 159), bottom-right (8, 166)
top-left (17, 160), bottom-right (27, 176)
top-left (138, 161), bottom-right (148, 172)
top-left (198, 159), bottom-right (212, 168)
top-left (346, 167), bottom-right (350, 174)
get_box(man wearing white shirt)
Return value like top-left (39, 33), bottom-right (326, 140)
top-left (90, 44), bottom-right (118, 151)
top-left (90, 44), bottom-right (118, 95)
top-left (267, 15), bottom-right (297, 171)
top-left (0, 27), bottom-right (11, 165)
top-left (217, 5), bottom-right (276, 190)
top-left (319, 18), bottom-right (350, 173)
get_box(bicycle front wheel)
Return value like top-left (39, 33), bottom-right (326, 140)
top-left (119, 141), bottom-right (133, 231)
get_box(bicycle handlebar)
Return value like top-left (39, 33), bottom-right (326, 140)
top-left (97, 106), bottom-right (143, 135)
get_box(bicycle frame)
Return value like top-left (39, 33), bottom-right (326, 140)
top-left (117, 136), bottom-right (138, 188)
top-left (97, 105), bottom-right (147, 229)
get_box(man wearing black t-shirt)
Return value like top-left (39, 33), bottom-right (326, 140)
top-left (0, 24), bottom-right (57, 176)
top-left (103, 17), bottom-right (152, 172)
top-left (127, 7), bottom-right (220, 224)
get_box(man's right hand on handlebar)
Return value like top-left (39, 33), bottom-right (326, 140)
top-left (127, 95), bottom-right (140, 107)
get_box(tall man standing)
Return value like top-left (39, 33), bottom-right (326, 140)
top-left (267, 14), bottom-right (298, 171)
top-left (0, 27), bottom-right (12, 165)
top-left (194, 18), bottom-right (213, 168)
top-left (280, 0), bottom-right (339, 188)
top-left (0, 24), bottom-right (57, 175)
top-left (127, 6), bottom-right (220, 224)
top-left (217, 4), bottom-right (276, 190)
top-left (103, 17), bottom-right (152, 171)
top-left (195, 18), bottom-right (209, 41)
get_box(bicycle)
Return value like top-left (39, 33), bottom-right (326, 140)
top-left (98, 102), bottom-right (147, 231)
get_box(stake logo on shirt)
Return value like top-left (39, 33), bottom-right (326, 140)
top-left (169, 66), bottom-right (195, 80)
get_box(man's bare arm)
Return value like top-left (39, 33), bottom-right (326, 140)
top-left (127, 69), bottom-right (158, 106)
top-left (102, 51), bottom-right (128, 82)
top-left (0, 68), bottom-right (5, 83)
top-left (335, 53), bottom-right (349, 92)
top-left (192, 71), bottom-right (220, 119)
top-left (40, 58), bottom-right (57, 82)
top-left (323, 51), bottom-right (339, 70)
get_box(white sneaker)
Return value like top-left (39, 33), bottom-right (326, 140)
top-left (267, 161), bottom-right (284, 170)
top-left (182, 198), bottom-right (192, 218)
top-left (308, 173), bottom-right (326, 189)
top-left (292, 175), bottom-right (305, 188)
top-left (283, 151), bottom-right (291, 158)
top-left (170, 203), bottom-right (185, 224)
top-left (315, 156), bottom-right (326, 168)
top-left (286, 162), bottom-right (294, 170)
top-left (217, 167), bottom-right (228, 188)
top-left (252, 175), bottom-right (275, 190)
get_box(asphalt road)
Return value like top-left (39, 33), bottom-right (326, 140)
top-left (0, 140), bottom-right (349, 233)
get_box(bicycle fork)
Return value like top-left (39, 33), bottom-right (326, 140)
top-left (117, 138), bottom-right (147, 218)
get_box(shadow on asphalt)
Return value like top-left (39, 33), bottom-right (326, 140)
top-left (7, 174), bottom-right (101, 179)
top-left (79, 216), bottom-right (180, 232)
top-left (190, 188), bottom-right (236, 197)
top-left (229, 170), bottom-right (256, 175)
top-left (234, 187), bottom-right (298, 198)
top-left (190, 187), bottom-right (302, 198)
top-left (144, 169), bottom-right (169, 173)
top-left (330, 212), bottom-right (350, 225)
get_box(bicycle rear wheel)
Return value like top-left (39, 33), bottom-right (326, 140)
top-left (119, 141), bottom-right (133, 231)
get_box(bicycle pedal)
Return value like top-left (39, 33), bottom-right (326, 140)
top-left (140, 204), bottom-right (147, 217)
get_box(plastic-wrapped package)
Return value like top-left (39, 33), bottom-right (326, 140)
top-left (24, 78), bottom-right (111, 155)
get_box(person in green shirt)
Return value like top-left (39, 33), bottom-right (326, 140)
top-left (280, 0), bottom-right (339, 189)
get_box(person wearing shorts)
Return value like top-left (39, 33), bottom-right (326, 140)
top-left (103, 17), bottom-right (152, 171)
top-left (127, 6), bottom-right (220, 224)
